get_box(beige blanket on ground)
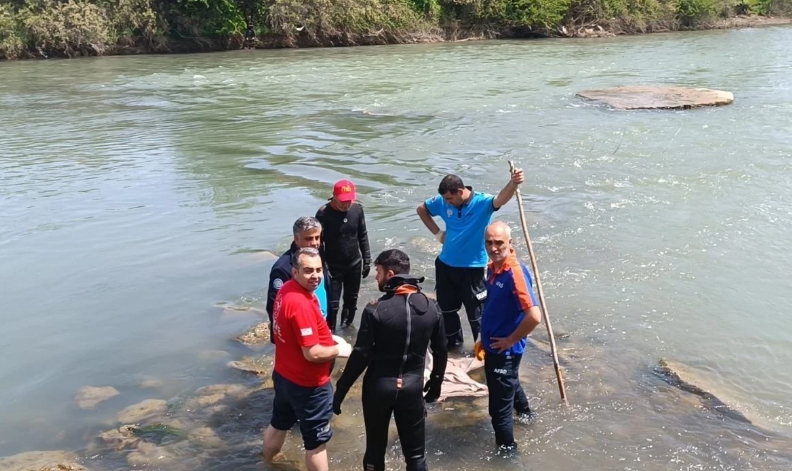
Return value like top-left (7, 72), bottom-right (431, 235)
top-left (424, 351), bottom-right (488, 401)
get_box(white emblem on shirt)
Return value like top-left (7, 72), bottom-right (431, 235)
top-left (446, 209), bottom-right (453, 217)
top-left (300, 327), bottom-right (313, 337)
top-left (273, 278), bottom-right (283, 289)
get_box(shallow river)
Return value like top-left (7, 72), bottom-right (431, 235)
top-left (2, 25), bottom-right (792, 470)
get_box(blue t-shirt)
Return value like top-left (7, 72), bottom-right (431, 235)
top-left (424, 189), bottom-right (497, 268)
top-left (315, 278), bottom-right (328, 319)
top-left (481, 252), bottom-right (538, 356)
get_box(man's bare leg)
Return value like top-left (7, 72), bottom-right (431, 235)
top-left (305, 444), bottom-right (329, 471)
top-left (262, 425), bottom-right (288, 462)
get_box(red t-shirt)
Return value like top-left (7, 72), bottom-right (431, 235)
top-left (272, 279), bottom-right (334, 387)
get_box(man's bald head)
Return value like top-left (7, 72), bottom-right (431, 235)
top-left (486, 220), bottom-right (512, 239)
top-left (485, 220), bottom-right (513, 265)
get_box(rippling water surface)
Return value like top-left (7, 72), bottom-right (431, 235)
top-left (2, 26), bottom-right (792, 470)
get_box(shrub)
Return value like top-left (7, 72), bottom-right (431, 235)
top-left (0, 4), bottom-right (26, 59)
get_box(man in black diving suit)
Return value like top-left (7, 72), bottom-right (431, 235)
top-left (315, 179), bottom-right (371, 331)
top-left (332, 249), bottom-right (448, 471)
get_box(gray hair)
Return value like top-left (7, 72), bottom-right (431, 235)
top-left (292, 216), bottom-right (322, 237)
top-left (292, 247), bottom-right (321, 269)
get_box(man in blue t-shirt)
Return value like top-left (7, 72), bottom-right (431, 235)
top-left (416, 169), bottom-right (524, 347)
top-left (479, 220), bottom-right (542, 451)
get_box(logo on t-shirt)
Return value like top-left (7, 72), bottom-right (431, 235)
top-left (273, 278), bottom-right (283, 289)
top-left (446, 209), bottom-right (453, 217)
top-left (300, 327), bottom-right (313, 337)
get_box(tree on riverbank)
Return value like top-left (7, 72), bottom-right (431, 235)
top-left (1, 0), bottom-right (790, 59)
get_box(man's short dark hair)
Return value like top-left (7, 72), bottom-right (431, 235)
top-left (438, 174), bottom-right (465, 195)
top-left (374, 249), bottom-right (410, 275)
top-left (292, 247), bottom-right (320, 269)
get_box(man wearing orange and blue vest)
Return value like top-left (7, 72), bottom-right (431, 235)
top-left (478, 220), bottom-right (543, 451)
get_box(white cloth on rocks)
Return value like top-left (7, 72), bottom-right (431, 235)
top-left (424, 350), bottom-right (488, 401)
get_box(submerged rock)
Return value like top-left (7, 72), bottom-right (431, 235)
top-left (577, 86), bottom-right (734, 110)
top-left (228, 356), bottom-right (273, 377)
top-left (236, 322), bottom-right (271, 347)
top-left (115, 399), bottom-right (168, 424)
top-left (188, 426), bottom-right (225, 448)
top-left (657, 359), bottom-right (787, 434)
top-left (138, 376), bottom-right (163, 389)
top-left (183, 383), bottom-right (251, 415)
top-left (0, 450), bottom-right (88, 471)
top-left (74, 386), bottom-right (120, 409)
top-left (126, 441), bottom-right (188, 468)
top-left (221, 305), bottom-right (267, 320)
top-left (97, 425), bottom-right (141, 451)
top-left (197, 350), bottom-right (232, 363)
top-left (131, 423), bottom-right (189, 446)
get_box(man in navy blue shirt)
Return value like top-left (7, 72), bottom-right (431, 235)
top-left (266, 217), bottom-right (332, 340)
top-left (416, 169), bottom-right (524, 347)
top-left (480, 220), bottom-right (542, 451)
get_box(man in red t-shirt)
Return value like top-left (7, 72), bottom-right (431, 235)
top-left (263, 247), bottom-right (352, 471)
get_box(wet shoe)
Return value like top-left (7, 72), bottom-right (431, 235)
top-left (515, 410), bottom-right (538, 425)
top-left (496, 443), bottom-right (519, 457)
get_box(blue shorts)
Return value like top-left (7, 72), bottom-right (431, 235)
top-left (270, 371), bottom-right (333, 450)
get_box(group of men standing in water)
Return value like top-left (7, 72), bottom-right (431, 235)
top-left (262, 169), bottom-right (544, 471)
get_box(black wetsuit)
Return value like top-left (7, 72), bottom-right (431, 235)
top-left (315, 202), bottom-right (371, 331)
top-left (334, 275), bottom-right (447, 471)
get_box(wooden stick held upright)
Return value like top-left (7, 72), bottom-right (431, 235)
top-left (508, 161), bottom-right (568, 404)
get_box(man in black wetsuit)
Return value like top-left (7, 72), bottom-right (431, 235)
top-left (332, 249), bottom-right (447, 471)
top-left (315, 179), bottom-right (371, 331)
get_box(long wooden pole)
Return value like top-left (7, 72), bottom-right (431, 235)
top-left (508, 161), bottom-right (568, 404)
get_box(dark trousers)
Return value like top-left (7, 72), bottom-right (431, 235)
top-left (434, 257), bottom-right (486, 345)
top-left (362, 374), bottom-right (427, 471)
top-left (328, 259), bottom-right (362, 331)
top-left (484, 353), bottom-right (531, 448)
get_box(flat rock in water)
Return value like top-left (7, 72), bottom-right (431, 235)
top-left (236, 322), bottom-right (270, 347)
top-left (74, 386), bottom-right (120, 409)
top-left (577, 86), bottom-right (734, 110)
top-left (0, 450), bottom-right (88, 471)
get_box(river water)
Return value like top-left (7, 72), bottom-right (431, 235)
top-left (2, 26), bottom-right (792, 470)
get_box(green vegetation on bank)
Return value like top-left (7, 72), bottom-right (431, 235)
top-left (1, 0), bottom-right (790, 59)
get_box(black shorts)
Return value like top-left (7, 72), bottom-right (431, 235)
top-left (434, 257), bottom-right (487, 313)
top-left (270, 371), bottom-right (334, 450)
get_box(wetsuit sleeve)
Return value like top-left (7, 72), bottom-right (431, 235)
top-left (358, 205), bottom-right (371, 263)
top-left (428, 300), bottom-right (448, 380)
top-left (335, 304), bottom-right (375, 402)
top-left (424, 194), bottom-right (444, 217)
top-left (266, 264), bottom-right (289, 323)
